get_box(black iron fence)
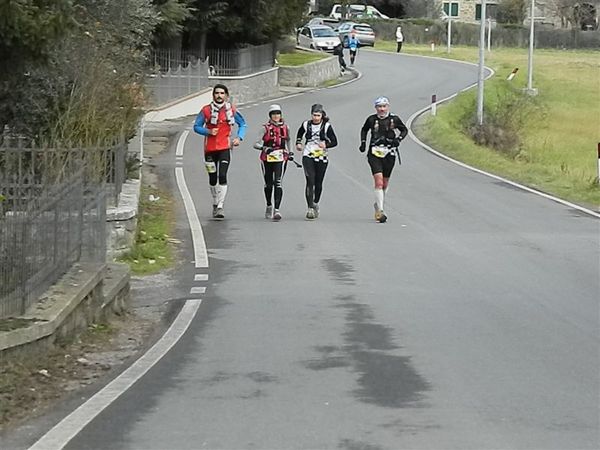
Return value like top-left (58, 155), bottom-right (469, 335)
top-left (146, 43), bottom-right (275, 106)
top-left (0, 142), bottom-right (124, 318)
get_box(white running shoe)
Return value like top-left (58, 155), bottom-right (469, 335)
top-left (272, 209), bottom-right (282, 221)
top-left (306, 208), bottom-right (316, 220)
top-left (215, 207), bottom-right (225, 219)
top-left (265, 205), bottom-right (273, 219)
top-left (313, 203), bottom-right (319, 218)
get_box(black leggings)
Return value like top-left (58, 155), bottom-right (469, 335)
top-left (205, 149), bottom-right (230, 186)
top-left (302, 157), bottom-right (328, 207)
top-left (261, 161), bottom-right (286, 209)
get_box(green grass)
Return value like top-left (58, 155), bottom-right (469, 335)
top-left (370, 43), bottom-right (600, 208)
top-left (278, 50), bottom-right (328, 66)
top-left (119, 186), bottom-right (175, 275)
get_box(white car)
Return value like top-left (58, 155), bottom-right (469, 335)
top-left (329, 4), bottom-right (389, 20)
top-left (297, 25), bottom-right (341, 52)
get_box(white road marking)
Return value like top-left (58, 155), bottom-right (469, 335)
top-left (406, 88), bottom-right (600, 219)
top-left (176, 130), bottom-right (189, 157)
top-left (194, 274), bottom-right (209, 281)
top-left (28, 299), bottom-right (203, 450)
top-left (175, 167), bottom-right (209, 268)
top-left (190, 286), bottom-right (206, 294)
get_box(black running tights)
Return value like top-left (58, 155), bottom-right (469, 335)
top-left (262, 161), bottom-right (286, 209)
top-left (302, 157), bottom-right (328, 208)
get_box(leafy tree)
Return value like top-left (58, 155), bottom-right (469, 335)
top-left (497, 0), bottom-right (526, 24)
top-left (185, 0), bottom-right (228, 56)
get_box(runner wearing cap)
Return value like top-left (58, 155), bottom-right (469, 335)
top-left (253, 104), bottom-right (292, 221)
top-left (359, 96), bottom-right (408, 223)
top-left (295, 104), bottom-right (338, 220)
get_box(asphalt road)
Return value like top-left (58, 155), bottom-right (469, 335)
top-left (62, 50), bottom-right (599, 449)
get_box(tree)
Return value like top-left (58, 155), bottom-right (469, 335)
top-left (497, 0), bottom-right (526, 24)
top-left (185, 0), bottom-right (228, 57)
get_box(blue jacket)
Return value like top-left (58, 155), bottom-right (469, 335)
top-left (348, 36), bottom-right (359, 51)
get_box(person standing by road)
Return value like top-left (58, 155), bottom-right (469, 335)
top-left (359, 96), bottom-right (408, 223)
top-left (253, 104), bottom-right (292, 221)
top-left (348, 32), bottom-right (359, 65)
top-left (295, 104), bottom-right (338, 220)
top-left (193, 84), bottom-right (247, 219)
top-left (395, 25), bottom-right (404, 52)
top-left (333, 42), bottom-right (347, 74)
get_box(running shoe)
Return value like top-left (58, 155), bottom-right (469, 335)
top-left (265, 205), bottom-right (273, 219)
top-left (215, 207), bottom-right (225, 219)
top-left (272, 209), bottom-right (282, 221)
top-left (306, 208), bottom-right (316, 220)
top-left (212, 205), bottom-right (218, 218)
top-left (377, 211), bottom-right (387, 223)
top-left (373, 202), bottom-right (380, 221)
top-left (313, 203), bottom-right (319, 218)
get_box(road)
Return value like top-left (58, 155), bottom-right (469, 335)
top-left (43, 51), bottom-right (600, 449)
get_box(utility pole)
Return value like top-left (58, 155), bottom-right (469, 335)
top-left (477, 0), bottom-right (487, 125)
top-left (447, 18), bottom-right (452, 53)
top-left (526, 0), bottom-right (538, 95)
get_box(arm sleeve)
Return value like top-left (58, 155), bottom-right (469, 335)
top-left (193, 110), bottom-right (210, 136)
top-left (325, 124), bottom-right (338, 148)
top-left (295, 122), bottom-right (306, 145)
top-left (394, 115), bottom-right (409, 140)
top-left (234, 111), bottom-right (247, 140)
top-left (360, 117), bottom-right (371, 143)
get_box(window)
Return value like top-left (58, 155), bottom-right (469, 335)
top-left (475, 3), bottom-right (498, 20)
top-left (443, 2), bottom-right (459, 17)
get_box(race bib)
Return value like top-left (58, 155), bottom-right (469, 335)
top-left (205, 161), bottom-right (217, 173)
top-left (306, 142), bottom-right (325, 158)
top-left (266, 149), bottom-right (285, 162)
top-left (371, 145), bottom-right (391, 158)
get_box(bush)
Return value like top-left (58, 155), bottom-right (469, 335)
top-left (462, 82), bottom-right (544, 155)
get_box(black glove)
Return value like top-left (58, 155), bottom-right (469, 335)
top-left (288, 152), bottom-right (294, 161)
top-left (359, 142), bottom-right (366, 153)
top-left (265, 147), bottom-right (274, 154)
top-left (391, 138), bottom-right (401, 147)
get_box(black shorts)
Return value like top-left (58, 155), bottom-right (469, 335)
top-left (367, 151), bottom-right (396, 178)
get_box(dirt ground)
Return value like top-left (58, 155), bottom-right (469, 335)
top-left (0, 303), bottom-right (166, 432)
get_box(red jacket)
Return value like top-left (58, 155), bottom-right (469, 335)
top-left (198, 104), bottom-right (238, 153)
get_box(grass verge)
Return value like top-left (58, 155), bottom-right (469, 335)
top-left (370, 43), bottom-right (600, 208)
top-left (119, 185), bottom-right (176, 275)
top-left (278, 49), bottom-right (328, 66)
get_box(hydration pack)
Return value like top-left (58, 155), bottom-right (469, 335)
top-left (263, 122), bottom-right (288, 150)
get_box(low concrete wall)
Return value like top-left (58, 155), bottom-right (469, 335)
top-left (0, 263), bottom-right (130, 359)
top-left (106, 180), bottom-right (141, 260)
top-left (144, 67), bottom-right (279, 123)
top-left (279, 52), bottom-right (339, 87)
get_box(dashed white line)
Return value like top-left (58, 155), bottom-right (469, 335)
top-left (194, 274), bottom-right (209, 281)
top-left (28, 299), bottom-right (203, 450)
top-left (190, 286), bottom-right (206, 294)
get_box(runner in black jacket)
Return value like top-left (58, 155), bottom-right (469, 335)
top-left (295, 104), bottom-right (338, 220)
top-left (359, 96), bottom-right (408, 223)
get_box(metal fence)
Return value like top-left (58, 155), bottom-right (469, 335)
top-left (146, 43), bottom-right (275, 106)
top-left (0, 143), bottom-right (120, 318)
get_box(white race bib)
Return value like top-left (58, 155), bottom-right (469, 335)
top-left (371, 145), bottom-right (391, 158)
top-left (266, 149), bottom-right (285, 162)
top-left (305, 142), bottom-right (325, 158)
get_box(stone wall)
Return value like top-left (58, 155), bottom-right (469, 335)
top-left (106, 180), bottom-right (141, 260)
top-left (209, 67), bottom-right (279, 105)
top-left (278, 53), bottom-right (340, 87)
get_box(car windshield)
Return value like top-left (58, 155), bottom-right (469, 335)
top-left (313, 28), bottom-right (337, 37)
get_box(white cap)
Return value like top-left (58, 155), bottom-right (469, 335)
top-left (374, 96), bottom-right (390, 106)
top-left (269, 104), bottom-right (282, 114)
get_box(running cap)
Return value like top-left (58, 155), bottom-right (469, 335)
top-left (268, 104), bottom-right (282, 115)
top-left (311, 103), bottom-right (325, 114)
top-left (374, 96), bottom-right (390, 106)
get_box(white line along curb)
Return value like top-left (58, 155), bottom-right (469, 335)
top-left (29, 299), bottom-right (203, 450)
top-left (404, 74), bottom-right (600, 220)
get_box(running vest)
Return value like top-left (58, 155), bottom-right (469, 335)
top-left (262, 122), bottom-right (288, 150)
top-left (200, 104), bottom-right (238, 152)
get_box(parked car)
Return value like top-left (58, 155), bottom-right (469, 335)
top-left (297, 25), bottom-right (342, 52)
top-left (329, 4), bottom-right (389, 20)
top-left (336, 22), bottom-right (376, 47)
top-left (306, 16), bottom-right (340, 28)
